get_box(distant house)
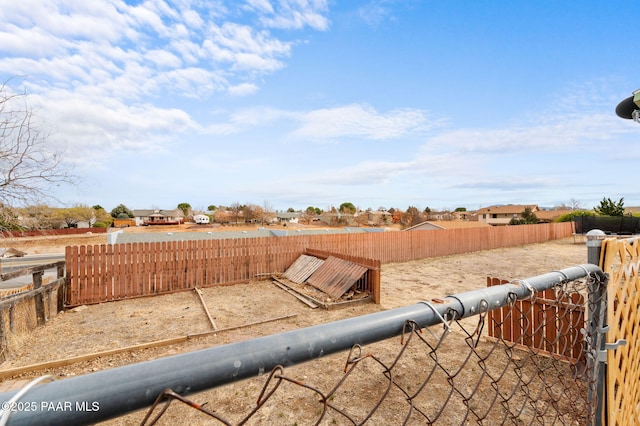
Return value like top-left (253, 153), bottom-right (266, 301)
top-left (425, 210), bottom-right (455, 221)
top-left (364, 210), bottom-right (392, 226)
top-left (275, 212), bottom-right (299, 224)
top-left (476, 205), bottom-right (539, 226)
top-left (133, 209), bottom-right (184, 226)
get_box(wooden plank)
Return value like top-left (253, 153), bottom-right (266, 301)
top-left (124, 243), bottom-right (133, 298)
top-left (521, 298), bottom-right (533, 347)
top-left (511, 300), bottom-right (523, 345)
top-left (185, 240), bottom-right (192, 288)
top-left (164, 241), bottom-right (173, 293)
top-left (570, 293), bottom-right (585, 360)
top-left (142, 242), bottom-right (150, 295)
top-left (79, 245), bottom-right (87, 304)
top-left (532, 295), bottom-right (546, 351)
top-left (0, 313), bottom-right (297, 379)
top-left (487, 278), bottom-right (508, 339)
top-left (129, 243), bottom-right (138, 297)
top-left (272, 278), bottom-right (318, 308)
top-left (544, 289), bottom-right (557, 354)
top-left (194, 288), bottom-right (217, 330)
top-left (283, 255), bottom-right (324, 283)
top-left (177, 241), bottom-right (185, 290)
top-left (197, 240), bottom-right (205, 287)
top-left (115, 244), bottom-right (124, 301)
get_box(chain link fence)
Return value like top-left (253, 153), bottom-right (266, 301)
top-left (138, 269), bottom-right (607, 425)
top-left (0, 264), bottom-right (606, 425)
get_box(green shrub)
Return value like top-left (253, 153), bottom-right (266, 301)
top-left (554, 210), bottom-right (595, 222)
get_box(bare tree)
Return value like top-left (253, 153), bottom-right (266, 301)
top-left (17, 204), bottom-right (59, 229)
top-left (570, 198), bottom-right (582, 210)
top-left (0, 81), bottom-right (75, 229)
top-left (260, 200), bottom-right (276, 225)
top-left (229, 202), bottom-right (243, 224)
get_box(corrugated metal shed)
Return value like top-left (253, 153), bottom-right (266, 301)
top-left (306, 256), bottom-right (368, 299)
top-left (283, 255), bottom-right (325, 284)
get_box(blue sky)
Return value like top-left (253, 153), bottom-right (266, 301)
top-left (2, 0), bottom-right (639, 213)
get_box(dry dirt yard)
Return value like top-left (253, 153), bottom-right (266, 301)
top-left (0, 230), bottom-right (589, 425)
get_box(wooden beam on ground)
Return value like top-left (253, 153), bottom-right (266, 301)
top-left (0, 314), bottom-right (297, 380)
top-left (194, 287), bottom-right (217, 330)
top-left (272, 277), bottom-right (318, 309)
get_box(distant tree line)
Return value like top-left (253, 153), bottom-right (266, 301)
top-left (5, 195), bottom-right (640, 231)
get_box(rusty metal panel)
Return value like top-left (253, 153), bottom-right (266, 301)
top-left (283, 255), bottom-right (324, 284)
top-left (306, 256), bottom-right (368, 299)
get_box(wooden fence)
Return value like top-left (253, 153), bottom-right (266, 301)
top-left (486, 277), bottom-right (585, 362)
top-left (0, 262), bottom-right (66, 362)
top-left (65, 222), bottom-right (573, 306)
top-left (1, 228), bottom-right (107, 238)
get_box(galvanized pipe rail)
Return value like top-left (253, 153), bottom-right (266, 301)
top-left (0, 264), bottom-right (604, 425)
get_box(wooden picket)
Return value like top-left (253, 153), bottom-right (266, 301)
top-left (65, 223), bottom-right (573, 306)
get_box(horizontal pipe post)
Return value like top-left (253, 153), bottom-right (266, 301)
top-left (0, 264), bottom-right (603, 425)
top-left (444, 264), bottom-right (604, 319)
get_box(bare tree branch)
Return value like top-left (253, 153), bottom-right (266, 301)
top-left (0, 80), bottom-right (77, 229)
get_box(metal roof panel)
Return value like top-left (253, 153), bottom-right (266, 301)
top-left (283, 255), bottom-right (325, 284)
top-left (306, 256), bottom-right (368, 299)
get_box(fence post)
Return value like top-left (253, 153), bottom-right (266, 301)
top-left (586, 229), bottom-right (607, 426)
top-left (57, 263), bottom-right (65, 313)
top-left (33, 271), bottom-right (46, 326)
top-left (586, 229), bottom-right (605, 266)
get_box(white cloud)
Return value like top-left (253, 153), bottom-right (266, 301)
top-left (0, 0), bottom-right (326, 103)
top-left (204, 22), bottom-right (291, 71)
top-left (424, 111), bottom-right (630, 155)
top-left (290, 104), bottom-right (439, 140)
top-left (29, 90), bottom-right (198, 160)
top-left (357, 1), bottom-right (391, 27)
top-left (307, 160), bottom-right (416, 185)
top-left (258, 0), bottom-right (330, 30)
top-left (302, 150), bottom-right (478, 187)
top-left (0, 25), bottom-right (68, 56)
top-left (227, 82), bottom-right (259, 96)
top-left (193, 103), bottom-right (438, 140)
top-left (182, 8), bottom-right (205, 29)
top-left (145, 49), bottom-right (183, 68)
top-left (244, 0), bottom-right (275, 14)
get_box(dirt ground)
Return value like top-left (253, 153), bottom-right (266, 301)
top-left (0, 228), bottom-right (589, 425)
